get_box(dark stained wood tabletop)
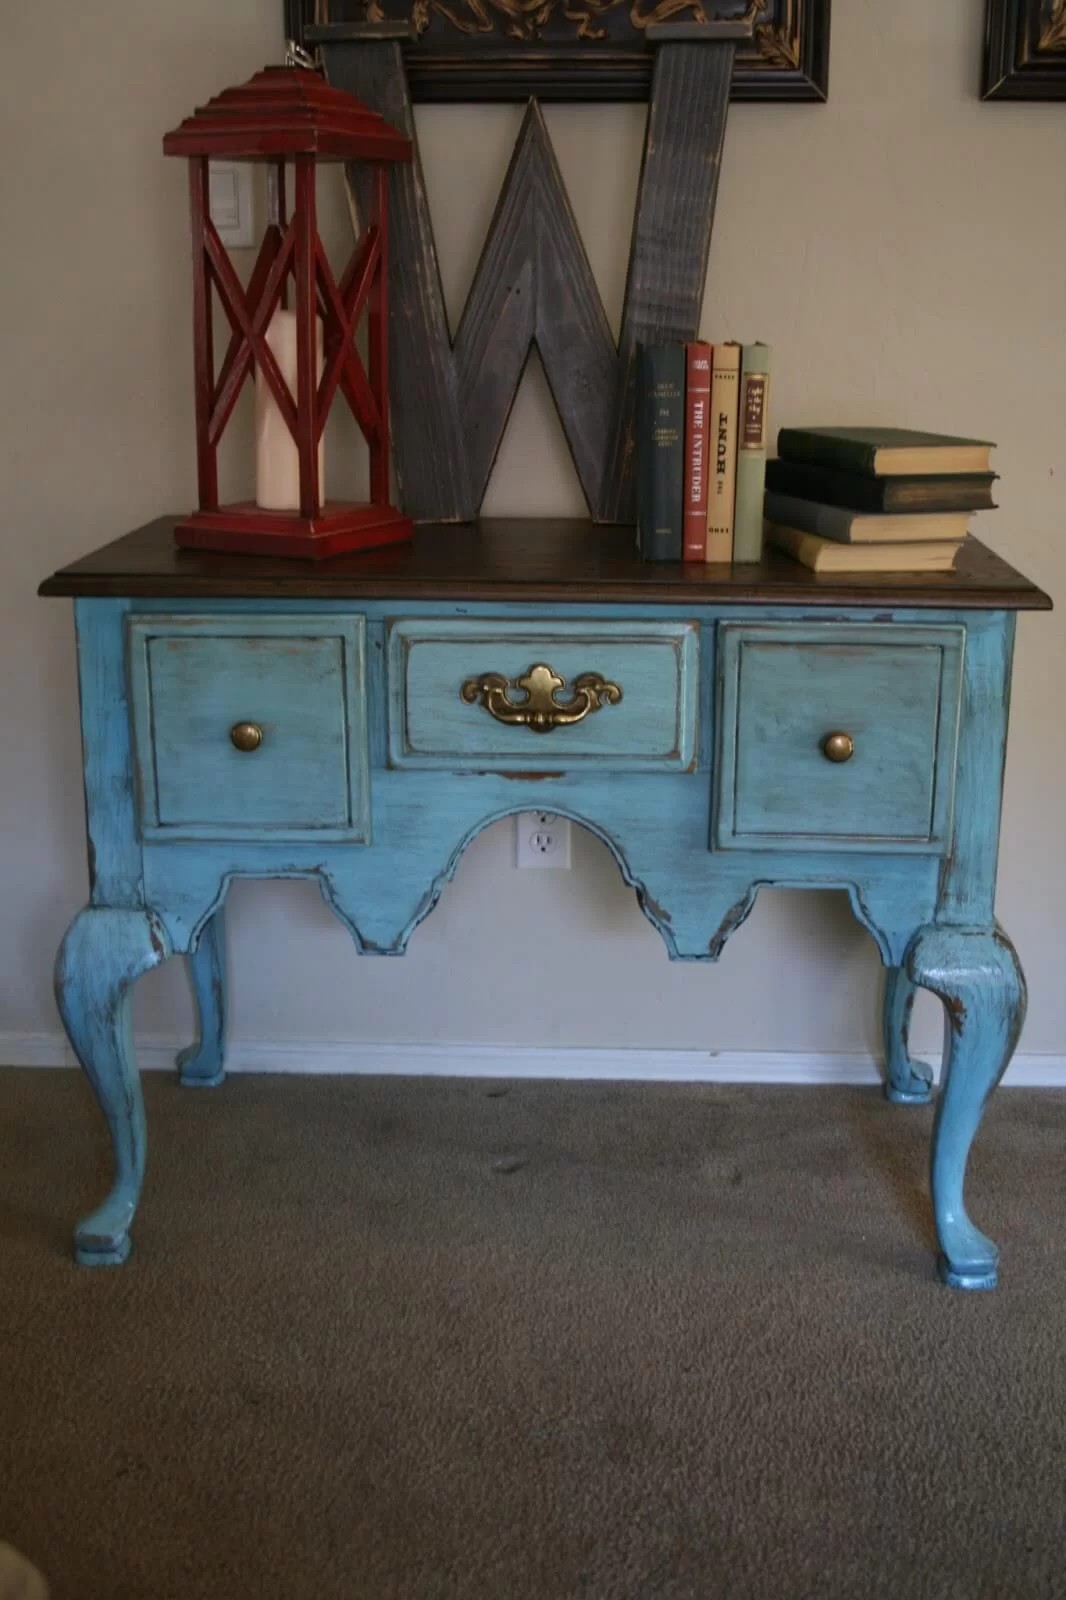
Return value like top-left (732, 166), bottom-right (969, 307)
top-left (39, 517), bottom-right (1052, 610)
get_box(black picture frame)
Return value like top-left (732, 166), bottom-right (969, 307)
top-left (287, 0), bottom-right (830, 103)
top-left (983, 0), bottom-right (1066, 99)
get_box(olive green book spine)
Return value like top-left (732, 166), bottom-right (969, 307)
top-left (732, 343), bottom-right (771, 562)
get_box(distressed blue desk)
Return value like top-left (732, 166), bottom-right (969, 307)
top-left (40, 518), bottom-right (1051, 1286)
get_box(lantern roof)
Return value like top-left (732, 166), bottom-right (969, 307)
top-left (162, 66), bottom-right (411, 163)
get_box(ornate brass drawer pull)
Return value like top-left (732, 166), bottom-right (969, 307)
top-left (460, 663), bottom-right (623, 734)
top-left (230, 721), bottom-right (264, 753)
top-left (821, 731), bottom-right (855, 763)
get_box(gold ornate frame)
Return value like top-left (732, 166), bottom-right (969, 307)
top-left (287, 0), bottom-right (830, 100)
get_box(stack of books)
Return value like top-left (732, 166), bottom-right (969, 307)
top-left (636, 340), bottom-right (771, 564)
top-left (763, 427), bottom-right (997, 573)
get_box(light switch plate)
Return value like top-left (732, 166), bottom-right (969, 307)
top-left (208, 160), bottom-right (255, 248)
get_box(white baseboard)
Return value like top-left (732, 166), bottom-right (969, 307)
top-left (3, 1032), bottom-right (1065, 1087)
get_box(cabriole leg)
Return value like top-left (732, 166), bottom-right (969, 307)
top-left (176, 908), bottom-right (227, 1088)
top-left (883, 965), bottom-right (933, 1105)
top-left (908, 925), bottom-right (1026, 1290)
top-left (54, 907), bottom-right (171, 1266)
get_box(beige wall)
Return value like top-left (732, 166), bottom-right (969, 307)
top-left (2, 0), bottom-right (1063, 1062)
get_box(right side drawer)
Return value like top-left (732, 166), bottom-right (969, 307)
top-left (713, 622), bottom-right (965, 853)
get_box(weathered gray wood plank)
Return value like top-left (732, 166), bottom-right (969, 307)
top-left (532, 113), bottom-right (618, 520)
top-left (321, 38), bottom-right (475, 522)
top-left (598, 39), bottom-right (738, 524)
top-left (454, 102), bottom-right (616, 513)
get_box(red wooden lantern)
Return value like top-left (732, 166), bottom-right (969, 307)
top-left (163, 64), bottom-right (413, 560)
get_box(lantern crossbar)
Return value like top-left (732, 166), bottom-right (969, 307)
top-left (208, 223), bottom-right (296, 448)
top-left (315, 231), bottom-right (382, 446)
top-left (338, 347), bottom-right (382, 453)
top-left (334, 225), bottom-right (384, 442)
top-left (211, 224), bottom-right (282, 439)
top-left (203, 219), bottom-right (299, 442)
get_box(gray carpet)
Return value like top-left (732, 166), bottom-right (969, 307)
top-left (1, 1070), bottom-right (1065, 1600)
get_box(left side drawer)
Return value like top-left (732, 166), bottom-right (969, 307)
top-left (127, 614), bottom-right (369, 841)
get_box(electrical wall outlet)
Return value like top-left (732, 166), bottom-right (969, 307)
top-left (515, 811), bottom-right (571, 869)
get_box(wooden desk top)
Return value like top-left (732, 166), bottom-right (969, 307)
top-left (39, 517), bottom-right (1052, 610)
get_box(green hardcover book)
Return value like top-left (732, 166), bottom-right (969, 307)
top-left (732, 343), bottom-right (771, 562)
top-left (765, 458), bottom-right (997, 513)
top-left (776, 426), bottom-right (995, 477)
top-left (636, 343), bottom-right (685, 562)
top-left (763, 491), bottom-right (971, 545)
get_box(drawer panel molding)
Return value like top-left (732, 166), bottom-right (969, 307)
top-left (714, 623), bottom-right (965, 853)
top-left (128, 614), bottom-right (370, 842)
top-left (388, 619), bottom-right (699, 771)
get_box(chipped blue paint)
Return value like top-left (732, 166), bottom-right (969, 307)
top-left (388, 617), bottom-right (699, 770)
top-left (55, 595), bottom-right (1028, 1284)
top-left (176, 907), bottom-right (227, 1088)
top-left (54, 907), bottom-right (171, 1265)
top-left (714, 622), bottom-right (964, 852)
top-left (908, 924), bottom-right (1026, 1289)
top-left (882, 966), bottom-right (933, 1105)
top-left (127, 613), bottom-right (370, 842)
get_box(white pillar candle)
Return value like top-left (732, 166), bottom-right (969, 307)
top-left (255, 308), bottom-right (325, 512)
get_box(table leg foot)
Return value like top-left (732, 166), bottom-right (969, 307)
top-left (55, 907), bottom-right (171, 1267)
top-left (882, 966), bottom-right (934, 1105)
top-left (937, 1252), bottom-right (997, 1292)
top-left (908, 924), bottom-right (1026, 1292)
top-left (74, 1202), bottom-right (135, 1267)
top-left (176, 908), bottom-right (227, 1088)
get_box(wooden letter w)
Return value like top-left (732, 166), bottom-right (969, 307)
top-left (323, 30), bottom-right (740, 525)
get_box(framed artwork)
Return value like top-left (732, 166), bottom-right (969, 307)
top-left (983, 0), bottom-right (1066, 98)
top-left (286, 0), bottom-right (830, 102)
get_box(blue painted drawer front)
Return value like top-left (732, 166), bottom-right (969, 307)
top-left (388, 619), bottom-right (699, 771)
top-left (714, 623), bottom-right (965, 852)
top-left (127, 615), bottom-right (370, 841)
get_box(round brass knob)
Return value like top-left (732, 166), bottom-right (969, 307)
top-left (822, 731), bottom-right (855, 764)
top-left (230, 721), bottom-right (263, 753)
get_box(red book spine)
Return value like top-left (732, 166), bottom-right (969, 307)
top-left (683, 342), bottom-right (712, 561)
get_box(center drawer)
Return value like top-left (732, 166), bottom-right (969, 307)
top-left (388, 620), bottom-right (698, 770)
